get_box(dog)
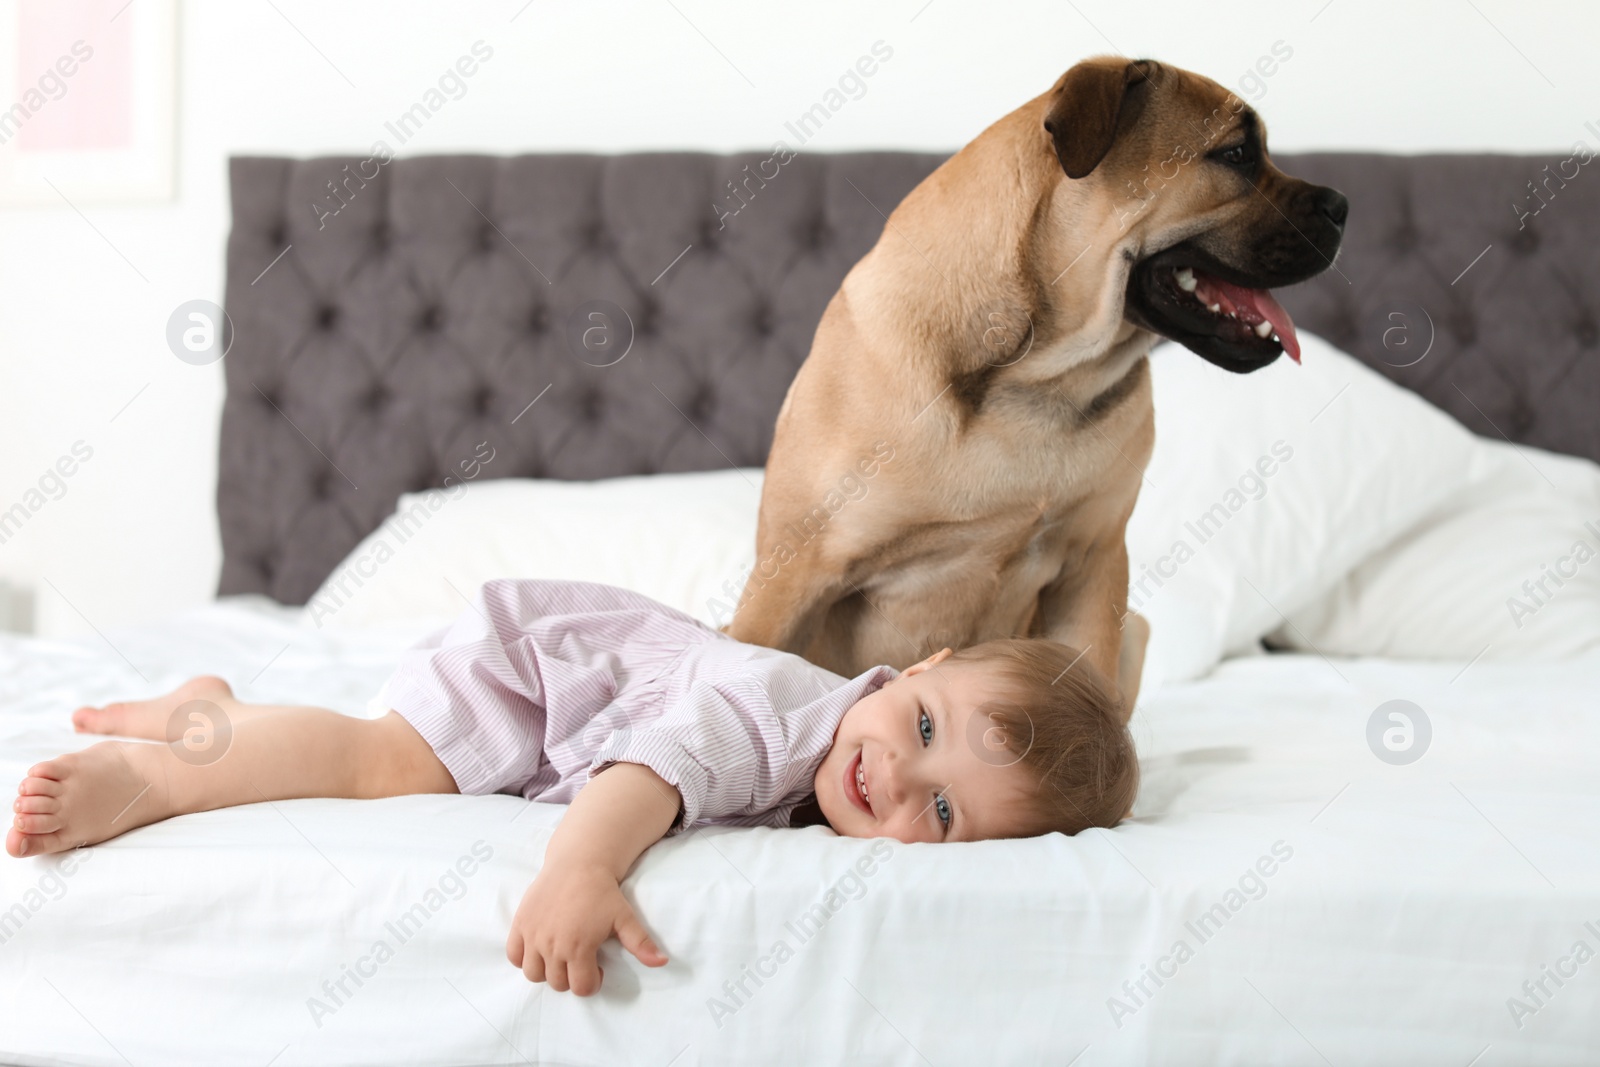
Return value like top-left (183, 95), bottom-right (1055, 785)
top-left (726, 56), bottom-right (1347, 714)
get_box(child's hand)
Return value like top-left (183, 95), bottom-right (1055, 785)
top-left (505, 761), bottom-right (682, 994)
top-left (505, 861), bottom-right (668, 995)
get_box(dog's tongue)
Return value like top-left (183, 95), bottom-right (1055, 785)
top-left (1209, 277), bottom-right (1302, 364)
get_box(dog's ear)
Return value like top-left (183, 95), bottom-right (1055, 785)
top-left (1044, 58), bottom-right (1159, 179)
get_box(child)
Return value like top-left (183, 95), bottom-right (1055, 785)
top-left (7, 579), bottom-right (1137, 996)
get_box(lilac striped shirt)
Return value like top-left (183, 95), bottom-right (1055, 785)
top-left (375, 579), bottom-right (897, 831)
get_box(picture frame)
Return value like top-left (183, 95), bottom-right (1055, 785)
top-left (0, 0), bottom-right (176, 205)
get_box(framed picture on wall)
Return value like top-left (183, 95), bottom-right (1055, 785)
top-left (0, 0), bottom-right (176, 205)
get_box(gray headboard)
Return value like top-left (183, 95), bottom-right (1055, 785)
top-left (218, 150), bottom-right (1600, 604)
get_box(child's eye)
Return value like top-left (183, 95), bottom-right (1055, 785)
top-left (934, 794), bottom-right (951, 829)
top-left (918, 708), bottom-right (934, 746)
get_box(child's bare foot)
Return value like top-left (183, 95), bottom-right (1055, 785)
top-left (7, 742), bottom-right (171, 857)
top-left (72, 675), bottom-right (233, 740)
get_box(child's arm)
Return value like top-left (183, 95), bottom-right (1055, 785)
top-left (505, 761), bottom-right (681, 996)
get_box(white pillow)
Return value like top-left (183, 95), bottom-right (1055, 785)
top-left (301, 470), bottom-right (762, 631)
top-left (1124, 331), bottom-right (1499, 682)
top-left (1270, 438), bottom-right (1600, 661)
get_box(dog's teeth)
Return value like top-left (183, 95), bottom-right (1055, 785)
top-left (1255, 320), bottom-right (1273, 338)
top-left (1175, 268), bottom-right (1197, 292)
top-left (1207, 303), bottom-right (1220, 313)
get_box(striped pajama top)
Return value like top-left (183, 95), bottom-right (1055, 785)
top-left (375, 578), bottom-right (898, 831)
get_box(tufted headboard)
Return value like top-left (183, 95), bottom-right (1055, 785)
top-left (218, 150), bottom-right (1600, 604)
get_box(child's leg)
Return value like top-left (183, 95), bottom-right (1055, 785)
top-left (7, 676), bottom-right (456, 858)
top-left (72, 675), bottom-right (294, 739)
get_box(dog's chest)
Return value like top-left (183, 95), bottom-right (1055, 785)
top-left (877, 491), bottom-right (1085, 596)
top-left (961, 385), bottom-right (1142, 499)
top-left (899, 382), bottom-right (1149, 583)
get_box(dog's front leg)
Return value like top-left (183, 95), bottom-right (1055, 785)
top-left (1035, 536), bottom-right (1145, 719)
top-left (724, 547), bottom-right (844, 659)
top-left (1114, 610), bottom-right (1150, 713)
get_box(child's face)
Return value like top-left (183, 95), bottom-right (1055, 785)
top-left (813, 649), bottom-right (1040, 843)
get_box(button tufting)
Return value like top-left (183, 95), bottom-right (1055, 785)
top-left (364, 384), bottom-right (389, 411)
top-left (687, 387), bottom-right (714, 421)
top-left (472, 386), bottom-right (494, 415)
top-left (1508, 395), bottom-right (1535, 435)
top-left (752, 304), bottom-right (774, 335)
top-left (269, 223), bottom-right (287, 246)
top-left (371, 222), bottom-right (389, 249)
top-left (1578, 320), bottom-right (1598, 347)
top-left (477, 223), bottom-right (495, 251)
top-left (258, 555), bottom-right (275, 578)
top-left (419, 305), bottom-right (444, 332)
top-left (1389, 227), bottom-right (1417, 253)
top-left (527, 305), bottom-right (548, 333)
top-left (1512, 227), bottom-right (1539, 254)
top-left (581, 390), bottom-right (604, 420)
top-left (259, 387), bottom-right (283, 408)
top-left (317, 304), bottom-right (339, 330)
top-left (310, 471), bottom-right (332, 499)
top-left (808, 218), bottom-right (828, 248)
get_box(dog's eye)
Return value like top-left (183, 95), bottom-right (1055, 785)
top-left (1218, 144), bottom-right (1251, 166)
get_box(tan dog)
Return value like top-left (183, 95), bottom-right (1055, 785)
top-left (727, 56), bottom-right (1346, 713)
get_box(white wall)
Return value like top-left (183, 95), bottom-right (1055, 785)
top-left (3, 0), bottom-right (1596, 638)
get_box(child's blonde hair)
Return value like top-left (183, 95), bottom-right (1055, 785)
top-left (947, 638), bottom-right (1138, 837)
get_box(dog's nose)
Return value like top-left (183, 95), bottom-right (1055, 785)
top-left (1316, 187), bottom-right (1349, 228)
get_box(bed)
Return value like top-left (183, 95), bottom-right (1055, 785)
top-left (3, 150), bottom-right (1598, 1066)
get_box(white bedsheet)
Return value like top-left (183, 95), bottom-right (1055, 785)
top-left (2, 597), bottom-right (1597, 1066)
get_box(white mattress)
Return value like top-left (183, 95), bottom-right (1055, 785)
top-left (2, 597), bottom-right (1597, 1065)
